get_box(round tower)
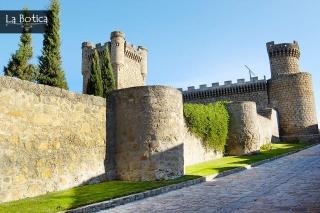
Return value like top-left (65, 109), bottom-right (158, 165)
top-left (110, 31), bottom-right (125, 89)
top-left (81, 41), bottom-right (94, 93)
top-left (267, 41), bottom-right (319, 139)
top-left (266, 40), bottom-right (300, 77)
top-left (225, 102), bottom-right (260, 156)
top-left (138, 46), bottom-right (148, 84)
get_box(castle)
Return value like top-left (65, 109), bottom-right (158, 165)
top-left (81, 32), bottom-right (319, 143)
top-left (1, 31), bottom-right (319, 203)
top-left (178, 40), bottom-right (319, 142)
top-left (81, 31), bottom-right (148, 92)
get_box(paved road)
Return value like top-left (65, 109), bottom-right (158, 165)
top-left (100, 144), bottom-right (320, 213)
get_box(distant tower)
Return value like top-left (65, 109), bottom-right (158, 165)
top-left (81, 31), bottom-right (148, 93)
top-left (110, 31), bottom-right (125, 89)
top-left (267, 41), bottom-right (319, 138)
top-left (81, 42), bottom-right (94, 93)
top-left (267, 41), bottom-right (300, 77)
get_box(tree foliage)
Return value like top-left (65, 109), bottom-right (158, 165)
top-left (86, 50), bottom-right (103, 96)
top-left (37, 0), bottom-right (68, 89)
top-left (101, 46), bottom-right (116, 98)
top-left (3, 6), bottom-right (37, 82)
top-left (183, 102), bottom-right (230, 152)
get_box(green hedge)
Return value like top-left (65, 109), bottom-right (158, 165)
top-left (183, 102), bottom-right (229, 152)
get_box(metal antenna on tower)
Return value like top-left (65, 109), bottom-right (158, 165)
top-left (245, 65), bottom-right (255, 82)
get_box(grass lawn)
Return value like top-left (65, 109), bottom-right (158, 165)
top-left (0, 143), bottom-right (314, 213)
top-left (186, 143), bottom-right (312, 176)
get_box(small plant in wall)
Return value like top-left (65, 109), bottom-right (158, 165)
top-left (183, 102), bottom-right (229, 152)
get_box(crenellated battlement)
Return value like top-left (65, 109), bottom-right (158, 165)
top-left (267, 40), bottom-right (300, 59)
top-left (267, 40), bottom-right (301, 77)
top-left (124, 42), bottom-right (148, 63)
top-left (110, 31), bottom-right (125, 39)
top-left (83, 42), bottom-right (111, 59)
top-left (81, 42), bottom-right (94, 49)
top-left (178, 77), bottom-right (267, 101)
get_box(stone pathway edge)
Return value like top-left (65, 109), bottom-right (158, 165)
top-left (60, 143), bottom-right (319, 213)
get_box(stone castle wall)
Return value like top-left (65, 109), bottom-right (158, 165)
top-left (107, 85), bottom-right (222, 178)
top-left (225, 102), bottom-right (280, 156)
top-left (0, 76), bottom-right (106, 203)
top-left (225, 102), bottom-right (260, 155)
top-left (180, 77), bottom-right (268, 111)
top-left (181, 40), bottom-right (319, 142)
top-left (257, 108), bottom-right (281, 145)
top-left (120, 51), bottom-right (145, 88)
top-left (183, 126), bottom-right (223, 166)
top-left (268, 72), bottom-right (319, 136)
top-left (0, 76), bottom-right (222, 203)
top-left (107, 86), bottom-right (184, 181)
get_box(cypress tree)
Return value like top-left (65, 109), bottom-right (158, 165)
top-left (101, 46), bottom-right (116, 98)
top-left (3, 6), bottom-right (37, 82)
top-left (37, 0), bottom-right (68, 89)
top-left (86, 50), bottom-right (103, 97)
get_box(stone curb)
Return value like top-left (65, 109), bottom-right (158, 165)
top-left (61, 143), bottom-right (318, 213)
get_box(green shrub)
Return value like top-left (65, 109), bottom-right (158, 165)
top-left (183, 102), bottom-right (229, 152)
top-left (260, 143), bottom-right (273, 151)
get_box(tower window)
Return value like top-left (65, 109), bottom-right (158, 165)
top-left (116, 43), bottom-right (119, 46)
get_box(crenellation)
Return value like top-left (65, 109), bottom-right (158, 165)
top-left (237, 79), bottom-right (245, 84)
top-left (181, 76), bottom-right (266, 92)
top-left (224, 80), bottom-right (232, 86)
top-left (188, 86), bottom-right (195, 91)
top-left (267, 40), bottom-right (300, 58)
top-left (200, 84), bottom-right (207, 89)
top-left (110, 30), bottom-right (125, 39)
top-left (124, 42), bottom-right (148, 63)
top-left (138, 46), bottom-right (148, 51)
top-left (252, 77), bottom-right (258, 82)
top-left (267, 40), bottom-right (300, 77)
top-left (96, 43), bottom-right (102, 48)
top-left (81, 42), bottom-right (94, 49)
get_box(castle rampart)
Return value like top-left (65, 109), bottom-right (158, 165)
top-left (0, 76), bottom-right (106, 203)
top-left (179, 77), bottom-right (269, 111)
top-left (178, 40), bottom-right (320, 143)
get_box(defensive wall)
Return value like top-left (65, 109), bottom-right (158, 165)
top-left (226, 102), bottom-right (280, 156)
top-left (0, 77), bottom-right (218, 203)
top-left (178, 77), bottom-right (268, 111)
top-left (3, 34), bottom-right (320, 204)
top-left (180, 40), bottom-right (320, 142)
top-left (0, 76), bottom-right (106, 203)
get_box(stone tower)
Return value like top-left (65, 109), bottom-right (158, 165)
top-left (81, 31), bottom-right (148, 93)
top-left (267, 41), bottom-right (319, 140)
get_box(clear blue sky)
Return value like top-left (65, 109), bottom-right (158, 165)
top-left (1, 0), bottom-right (320, 124)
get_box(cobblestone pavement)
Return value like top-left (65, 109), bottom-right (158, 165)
top-left (100, 144), bottom-right (320, 213)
